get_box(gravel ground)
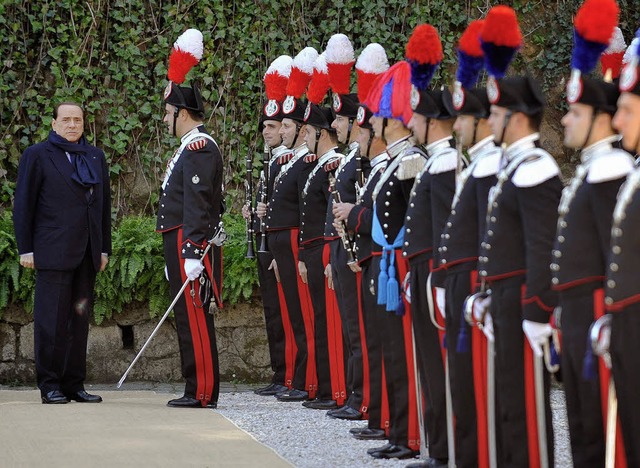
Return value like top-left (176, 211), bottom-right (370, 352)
top-left (217, 385), bottom-right (573, 468)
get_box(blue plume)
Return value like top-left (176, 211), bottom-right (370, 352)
top-left (408, 59), bottom-right (439, 91)
top-left (378, 79), bottom-right (394, 119)
top-left (571, 30), bottom-right (609, 74)
top-left (456, 50), bottom-right (485, 89)
top-left (480, 41), bottom-right (519, 79)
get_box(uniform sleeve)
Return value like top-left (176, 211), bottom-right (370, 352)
top-left (430, 170), bottom-right (456, 287)
top-left (181, 144), bottom-right (218, 258)
top-left (346, 205), bottom-right (373, 235)
top-left (518, 177), bottom-right (563, 322)
top-left (100, 150), bottom-right (112, 255)
top-left (12, 146), bottom-right (42, 255)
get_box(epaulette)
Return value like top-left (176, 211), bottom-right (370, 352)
top-left (396, 147), bottom-right (427, 180)
top-left (277, 151), bottom-right (294, 164)
top-left (511, 150), bottom-right (560, 188)
top-left (324, 157), bottom-right (342, 172)
top-left (472, 147), bottom-right (502, 178)
top-left (186, 138), bottom-right (208, 152)
top-left (303, 154), bottom-right (319, 163)
top-left (428, 147), bottom-right (458, 175)
top-left (587, 149), bottom-right (634, 183)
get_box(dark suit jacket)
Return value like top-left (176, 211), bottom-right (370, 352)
top-left (13, 139), bottom-right (112, 272)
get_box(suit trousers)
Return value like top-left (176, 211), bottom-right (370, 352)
top-left (34, 247), bottom-right (96, 394)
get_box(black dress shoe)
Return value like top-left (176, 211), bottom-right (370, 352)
top-left (302, 398), bottom-right (339, 410)
top-left (353, 428), bottom-right (387, 440)
top-left (369, 444), bottom-right (417, 459)
top-left (167, 396), bottom-right (217, 408)
top-left (327, 405), bottom-right (362, 420)
top-left (64, 390), bottom-right (102, 403)
top-left (367, 443), bottom-right (393, 455)
top-left (256, 384), bottom-right (289, 396)
top-left (406, 458), bottom-right (448, 468)
top-left (276, 389), bottom-right (309, 402)
top-left (349, 425), bottom-right (368, 435)
top-left (41, 390), bottom-right (69, 404)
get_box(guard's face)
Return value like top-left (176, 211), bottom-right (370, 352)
top-left (407, 113), bottom-right (427, 145)
top-left (369, 115), bottom-right (384, 140)
top-left (453, 115), bottom-right (475, 148)
top-left (262, 120), bottom-right (282, 148)
top-left (613, 92), bottom-right (640, 154)
top-left (279, 118), bottom-right (298, 149)
top-left (488, 105), bottom-right (510, 144)
top-left (304, 125), bottom-right (318, 151)
top-left (561, 103), bottom-right (592, 149)
top-left (356, 126), bottom-right (371, 154)
top-left (331, 115), bottom-right (350, 144)
top-left (163, 104), bottom-right (178, 136)
top-left (52, 104), bottom-right (84, 143)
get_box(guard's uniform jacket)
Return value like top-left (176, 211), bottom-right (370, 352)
top-left (156, 126), bottom-right (223, 258)
top-left (253, 145), bottom-right (289, 234)
top-left (477, 132), bottom-right (562, 467)
top-left (437, 135), bottom-right (500, 466)
top-left (439, 136), bottom-right (501, 274)
top-left (371, 135), bottom-right (422, 452)
top-left (552, 136), bottom-right (633, 467)
top-left (478, 133), bottom-right (563, 323)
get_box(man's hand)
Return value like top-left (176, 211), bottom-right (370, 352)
top-left (348, 262), bottom-right (362, 273)
top-left (298, 261), bottom-right (308, 284)
top-left (184, 258), bottom-right (204, 281)
top-left (241, 203), bottom-right (252, 220)
top-left (435, 287), bottom-right (446, 319)
top-left (256, 202), bottom-right (268, 218)
top-left (482, 313), bottom-right (495, 342)
top-left (324, 263), bottom-right (334, 290)
top-left (19, 253), bottom-right (34, 269)
top-left (523, 320), bottom-right (553, 357)
top-left (333, 202), bottom-right (355, 222)
top-left (100, 254), bottom-right (109, 272)
top-left (268, 259), bottom-right (280, 283)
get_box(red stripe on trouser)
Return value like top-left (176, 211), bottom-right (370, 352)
top-left (277, 280), bottom-right (296, 389)
top-left (323, 243), bottom-right (347, 405)
top-left (356, 270), bottom-right (371, 417)
top-left (469, 269), bottom-right (490, 468)
top-left (290, 230), bottom-right (318, 397)
top-left (594, 288), bottom-right (627, 468)
top-left (396, 251), bottom-right (420, 451)
top-left (177, 230), bottom-right (214, 406)
top-left (381, 360), bottom-right (391, 432)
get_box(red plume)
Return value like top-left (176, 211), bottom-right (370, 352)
top-left (459, 20), bottom-right (485, 57)
top-left (481, 6), bottom-right (522, 48)
top-left (306, 55), bottom-right (330, 104)
top-left (574, 0), bottom-right (619, 44)
top-left (405, 24), bottom-right (443, 65)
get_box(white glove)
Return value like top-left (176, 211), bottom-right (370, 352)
top-left (164, 265), bottom-right (169, 281)
top-left (435, 287), bottom-right (446, 319)
top-left (482, 312), bottom-right (495, 342)
top-left (522, 320), bottom-right (553, 357)
top-left (184, 258), bottom-right (204, 281)
top-left (473, 295), bottom-right (492, 323)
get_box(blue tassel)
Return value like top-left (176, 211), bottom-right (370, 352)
top-left (386, 264), bottom-right (399, 312)
top-left (395, 299), bottom-right (405, 316)
top-left (550, 341), bottom-right (560, 367)
top-left (377, 256), bottom-right (388, 306)
top-left (457, 325), bottom-right (470, 354)
top-left (582, 335), bottom-right (597, 381)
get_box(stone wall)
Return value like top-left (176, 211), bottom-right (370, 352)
top-left (0, 301), bottom-right (272, 386)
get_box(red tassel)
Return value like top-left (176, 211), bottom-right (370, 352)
top-left (601, 51), bottom-right (625, 78)
top-left (264, 72), bottom-right (289, 102)
top-left (405, 24), bottom-right (443, 65)
top-left (167, 49), bottom-right (199, 84)
top-left (574, 0), bottom-right (619, 44)
top-left (459, 19), bottom-right (485, 57)
top-left (327, 62), bottom-right (355, 95)
top-left (481, 6), bottom-right (522, 48)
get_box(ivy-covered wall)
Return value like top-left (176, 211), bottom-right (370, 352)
top-left (2, 0), bottom-right (639, 216)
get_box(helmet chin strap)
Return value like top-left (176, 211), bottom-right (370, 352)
top-left (314, 128), bottom-right (321, 155)
top-left (172, 107), bottom-right (180, 137)
top-left (381, 118), bottom-right (388, 145)
top-left (345, 118), bottom-right (353, 146)
top-left (366, 129), bottom-right (374, 157)
top-left (424, 118), bottom-right (431, 146)
top-left (472, 118), bottom-right (480, 145)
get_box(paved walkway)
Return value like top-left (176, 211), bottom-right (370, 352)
top-left (0, 385), bottom-right (291, 468)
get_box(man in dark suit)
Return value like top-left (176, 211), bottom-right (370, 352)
top-left (13, 101), bottom-right (112, 404)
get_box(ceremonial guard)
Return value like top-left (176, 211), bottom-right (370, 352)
top-left (477, 7), bottom-right (562, 465)
top-left (553, 3), bottom-right (632, 465)
top-left (297, 53), bottom-right (347, 410)
top-left (252, 55), bottom-right (294, 397)
top-left (324, 33), bottom-right (371, 421)
top-left (403, 24), bottom-right (456, 468)
top-left (362, 60), bottom-right (421, 460)
top-left (604, 29), bottom-right (640, 467)
top-left (333, 43), bottom-right (391, 440)
top-left (156, 30), bottom-right (224, 408)
top-left (261, 47), bottom-right (319, 402)
top-left (439, 19), bottom-right (501, 468)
